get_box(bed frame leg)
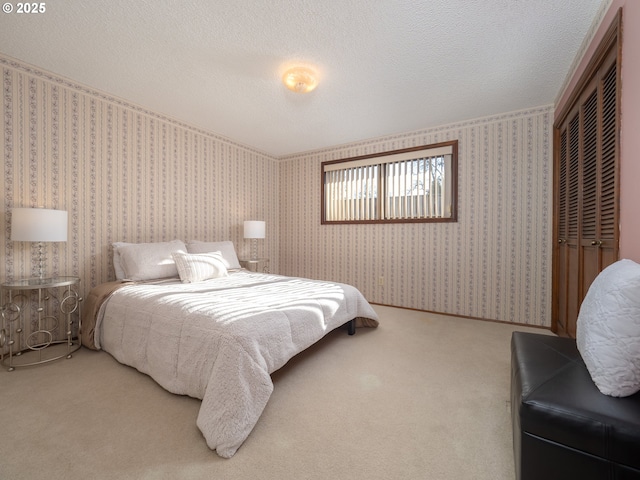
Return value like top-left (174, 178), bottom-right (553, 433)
top-left (347, 319), bottom-right (356, 335)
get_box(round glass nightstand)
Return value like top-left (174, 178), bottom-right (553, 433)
top-left (1, 276), bottom-right (82, 371)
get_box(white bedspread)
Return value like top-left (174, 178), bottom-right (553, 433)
top-left (95, 270), bottom-right (379, 458)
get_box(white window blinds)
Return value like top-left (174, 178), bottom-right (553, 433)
top-left (322, 142), bottom-right (456, 223)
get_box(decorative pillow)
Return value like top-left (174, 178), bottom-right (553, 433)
top-left (186, 240), bottom-right (241, 270)
top-left (117, 239), bottom-right (187, 281)
top-left (576, 259), bottom-right (640, 397)
top-left (112, 242), bottom-right (134, 280)
top-left (172, 251), bottom-right (228, 283)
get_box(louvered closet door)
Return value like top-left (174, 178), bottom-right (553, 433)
top-left (556, 129), bottom-right (569, 334)
top-left (581, 60), bottom-right (619, 300)
top-left (552, 12), bottom-right (620, 338)
top-left (556, 114), bottom-right (581, 337)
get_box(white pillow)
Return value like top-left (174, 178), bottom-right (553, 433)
top-left (576, 259), bottom-right (640, 397)
top-left (172, 251), bottom-right (228, 283)
top-left (117, 240), bottom-right (187, 281)
top-left (112, 242), bottom-right (134, 280)
top-left (186, 240), bottom-right (241, 270)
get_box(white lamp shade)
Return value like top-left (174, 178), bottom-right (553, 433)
top-left (11, 208), bottom-right (68, 242)
top-left (244, 220), bottom-right (265, 239)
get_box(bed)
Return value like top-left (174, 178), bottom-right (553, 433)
top-left (81, 239), bottom-right (379, 458)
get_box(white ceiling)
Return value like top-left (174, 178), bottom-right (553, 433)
top-left (0, 0), bottom-right (607, 157)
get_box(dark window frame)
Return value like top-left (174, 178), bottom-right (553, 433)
top-left (321, 140), bottom-right (458, 224)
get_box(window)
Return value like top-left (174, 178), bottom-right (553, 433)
top-left (321, 140), bottom-right (457, 224)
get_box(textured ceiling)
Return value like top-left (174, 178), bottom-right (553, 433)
top-left (0, 0), bottom-right (607, 157)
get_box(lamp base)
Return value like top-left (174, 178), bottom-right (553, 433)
top-left (36, 241), bottom-right (46, 278)
top-left (250, 239), bottom-right (258, 261)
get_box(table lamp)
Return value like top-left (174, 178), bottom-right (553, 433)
top-left (11, 207), bottom-right (68, 278)
top-left (243, 220), bottom-right (265, 261)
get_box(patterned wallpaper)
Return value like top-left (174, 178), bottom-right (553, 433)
top-left (1, 52), bottom-right (553, 359)
top-left (279, 106), bottom-right (553, 326)
top-left (0, 54), bottom-right (280, 315)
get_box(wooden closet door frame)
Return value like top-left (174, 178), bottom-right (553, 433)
top-left (552, 9), bottom-right (622, 335)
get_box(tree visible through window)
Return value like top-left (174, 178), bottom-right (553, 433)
top-left (321, 140), bottom-right (458, 224)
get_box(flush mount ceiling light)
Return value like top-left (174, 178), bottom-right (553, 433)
top-left (282, 66), bottom-right (318, 93)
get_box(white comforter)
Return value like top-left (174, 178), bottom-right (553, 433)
top-left (95, 270), bottom-right (379, 458)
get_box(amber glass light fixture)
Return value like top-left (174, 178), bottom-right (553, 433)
top-left (282, 66), bottom-right (318, 93)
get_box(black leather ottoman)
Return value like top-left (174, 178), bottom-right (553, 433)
top-left (511, 332), bottom-right (640, 480)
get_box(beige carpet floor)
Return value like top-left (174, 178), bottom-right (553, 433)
top-left (0, 305), bottom-right (547, 480)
